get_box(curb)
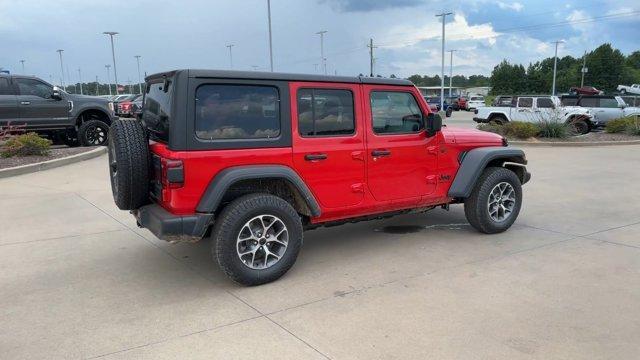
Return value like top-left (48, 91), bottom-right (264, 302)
top-left (510, 139), bottom-right (640, 147)
top-left (0, 147), bottom-right (107, 179)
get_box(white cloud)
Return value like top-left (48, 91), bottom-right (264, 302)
top-left (496, 1), bottom-right (524, 12)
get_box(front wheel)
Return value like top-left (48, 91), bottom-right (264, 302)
top-left (464, 167), bottom-right (522, 234)
top-left (212, 194), bottom-right (303, 286)
top-left (79, 120), bottom-right (110, 146)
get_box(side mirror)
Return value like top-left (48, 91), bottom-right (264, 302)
top-left (427, 113), bottom-right (442, 136)
top-left (51, 86), bottom-right (62, 100)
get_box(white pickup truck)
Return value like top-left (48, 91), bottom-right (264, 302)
top-left (473, 95), bottom-right (594, 134)
top-left (617, 84), bottom-right (640, 95)
top-left (561, 95), bottom-right (640, 127)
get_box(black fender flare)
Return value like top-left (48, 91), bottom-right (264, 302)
top-left (74, 107), bottom-right (114, 126)
top-left (196, 165), bottom-right (321, 217)
top-left (448, 147), bottom-right (528, 198)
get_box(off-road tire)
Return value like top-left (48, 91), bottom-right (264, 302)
top-left (489, 115), bottom-right (508, 125)
top-left (212, 193), bottom-right (303, 286)
top-left (464, 167), bottom-right (522, 234)
top-left (568, 118), bottom-right (590, 135)
top-left (79, 119), bottom-right (110, 146)
top-left (108, 119), bottom-right (149, 210)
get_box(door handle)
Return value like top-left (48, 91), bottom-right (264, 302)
top-left (20, 101), bottom-right (31, 105)
top-left (304, 153), bottom-right (327, 161)
top-left (371, 149), bottom-right (391, 157)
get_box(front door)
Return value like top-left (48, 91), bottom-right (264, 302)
top-left (512, 97), bottom-right (533, 122)
top-left (291, 82), bottom-right (365, 209)
top-left (14, 77), bottom-right (69, 129)
top-left (594, 97), bottom-right (624, 123)
top-left (363, 85), bottom-right (438, 202)
top-left (0, 77), bottom-right (19, 125)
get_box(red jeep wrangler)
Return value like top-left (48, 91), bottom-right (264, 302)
top-left (108, 70), bottom-right (530, 285)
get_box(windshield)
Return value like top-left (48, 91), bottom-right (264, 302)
top-left (470, 97), bottom-right (483, 101)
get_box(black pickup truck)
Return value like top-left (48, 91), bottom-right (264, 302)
top-left (0, 74), bottom-right (117, 146)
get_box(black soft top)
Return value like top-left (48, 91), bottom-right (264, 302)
top-left (146, 69), bottom-right (414, 86)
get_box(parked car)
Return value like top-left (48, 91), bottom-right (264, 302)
top-left (617, 84), bottom-right (640, 95)
top-left (113, 94), bottom-right (137, 117)
top-left (117, 94), bottom-right (143, 117)
top-left (569, 86), bottom-right (602, 95)
top-left (492, 95), bottom-right (514, 107)
top-left (560, 95), bottom-right (640, 127)
top-left (474, 95), bottom-right (593, 134)
top-left (620, 96), bottom-right (640, 107)
top-left (0, 74), bottom-right (116, 146)
top-left (457, 96), bottom-right (467, 110)
top-left (466, 96), bottom-right (485, 110)
top-left (108, 69), bottom-right (530, 285)
top-left (445, 96), bottom-right (460, 111)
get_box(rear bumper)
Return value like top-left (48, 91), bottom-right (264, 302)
top-left (133, 204), bottom-right (213, 242)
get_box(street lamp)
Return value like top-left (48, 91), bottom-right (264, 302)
top-left (77, 68), bottom-right (83, 95)
top-left (436, 12), bottom-right (453, 111)
top-left (105, 64), bottom-right (112, 96)
top-left (226, 44), bottom-right (235, 69)
top-left (551, 40), bottom-right (564, 96)
top-left (134, 55), bottom-right (143, 94)
top-left (56, 49), bottom-right (65, 88)
top-left (447, 49), bottom-right (457, 97)
top-left (267, 0), bottom-right (274, 72)
top-left (103, 31), bottom-right (119, 93)
top-left (316, 30), bottom-right (327, 75)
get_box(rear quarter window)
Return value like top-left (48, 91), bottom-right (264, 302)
top-left (142, 81), bottom-right (173, 142)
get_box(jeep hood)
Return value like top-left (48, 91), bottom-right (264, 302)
top-left (441, 126), bottom-right (504, 146)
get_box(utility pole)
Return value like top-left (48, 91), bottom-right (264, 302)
top-left (103, 31), bottom-right (119, 93)
top-left (367, 38), bottom-right (377, 77)
top-left (551, 40), bottom-right (564, 95)
top-left (56, 49), bottom-right (65, 88)
top-left (226, 44), bottom-right (235, 69)
top-left (105, 64), bottom-right (112, 96)
top-left (134, 55), bottom-right (143, 94)
top-left (267, 0), bottom-right (274, 72)
top-left (580, 50), bottom-right (588, 87)
top-left (95, 75), bottom-right (100, 96)
top-left (447, 50), bottom-right (457, 97)
top-left (436, 12), bottom-right (453, 111)
top-left (77, 68), bottom-right (83, 95)
top-left (316, 30), bottom-right (327, 75)
top-left (20, 60), bottom-right (25, 74)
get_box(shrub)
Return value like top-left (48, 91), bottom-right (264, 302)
top-left (477, 122), bottom-right (506, 136)
top-left (605, 117), bottom-right (635, 133)
top-left (624, 116), bottom-right (640, 136)
top-left (1, 132), bottom-right (52, 157)
top-left (504, 121), bottom-right (539, 139)
top-left (537, 120), bottom-right (570, 139)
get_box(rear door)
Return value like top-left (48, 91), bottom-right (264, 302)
top-left (512, 97), bottom-right (533, 121)
top-left (14, 77), bottom-right (69, 129)
top-left (0, 77), bottom-right (18, 125)
top-left (363, 85), bottom-right (438, 202)
top-left (593, 97), bottom-right (623, 123)
top-left (291, 82), bottom-right (365, 208)
top-left (535, 97), bottom-right (556, 120)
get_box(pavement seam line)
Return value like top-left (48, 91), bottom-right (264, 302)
top-left (264, 315), bottom-right (332, 360)
top-left (75, 193), bottom-right (331, 359)
top-left (0, 228), bottom-right (127, 248)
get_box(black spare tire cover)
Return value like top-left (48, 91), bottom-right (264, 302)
top-left (108, 119), bottom-right (150, 210)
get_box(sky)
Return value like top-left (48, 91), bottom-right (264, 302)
top-left (1, 0), bottom-right (639, 85)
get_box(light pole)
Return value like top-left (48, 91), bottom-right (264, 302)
top-left (316, 30), bottom-right (327, 75)
top-left (436, 12), bottom-right (452, 111)
top-left (134, 55), bottom-right (142, 94)
top-left (580, 51), bottom-right (588, 88)
top-left (103, 31), bottom-right (119, 93)
top-left (95, 75), bottom-right (100, 96)
top-left (105, 64), bottom-right (112, 96)
top-left (447, 49), bottom-right (457, 97)
top-left (77, 68), bottom-right (83, 95)
top-left (367, 38), bottom-right (377, 77)
top-left (56, 49), bottom-right (66, 88)
top-left (267, 0), bottom-right (274, 72)
top-left (551, 40), bottom-right (564, 96)
top-left (226, 44), bottom-right (235, 69)
top-left (20, 60), bottom-right (25, 74)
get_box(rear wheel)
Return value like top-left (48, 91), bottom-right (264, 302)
top-left (212, 193), bottom-right (303, 286)
top-left (108, 119), bottom-right (150, 210)
top-left (489, 115), bottom-right (507, 125)
top-left (464, 167), bottom-right (522, 234)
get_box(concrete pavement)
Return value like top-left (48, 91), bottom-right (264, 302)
top-left (1, 141), bottom-right (639, 359)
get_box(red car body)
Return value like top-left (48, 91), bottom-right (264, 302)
top-left (569, 86), bottom-right (602, 95)
top-left (149, 81), bottom-right (505, 224)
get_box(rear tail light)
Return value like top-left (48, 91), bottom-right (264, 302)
top-left (158, 158), bottom-right (184, 202)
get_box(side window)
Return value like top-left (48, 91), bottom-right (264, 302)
top-left (370, 91), bottom-right (424, 134)
top-left (517, 97), bottom-right (533, 108)
top-left (195, 84), bottom-right (280, 140)
top-left (15, 78), bottom-right (53, 99)
top-left (297, 88), bottom-right (354, 136)
top-left (0, 78), bottom-right (12, 95)
top-left (536, 98), bottom-right (554, 108)
top-left (561, 97), bottom-right (578, 106)
top-left (579, 97), bottom-right (598, 107)
top-left (599, 98), bottom-right (619, 108)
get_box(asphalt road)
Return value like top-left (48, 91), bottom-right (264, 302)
top-left (1, 138), bottom-right (639, 359)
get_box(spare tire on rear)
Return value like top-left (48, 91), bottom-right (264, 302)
top-left (108, 119), bottom-right (150, 210)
